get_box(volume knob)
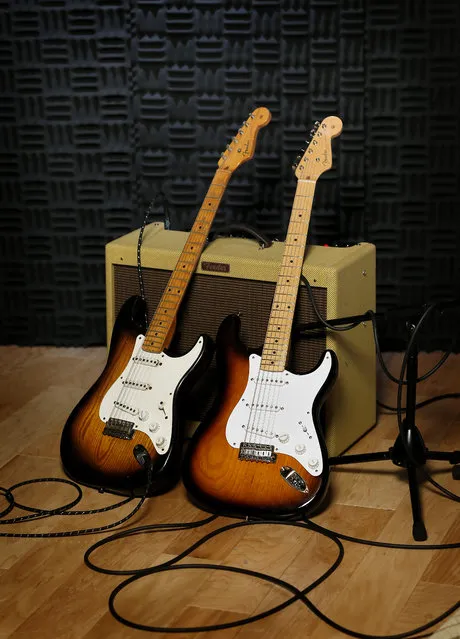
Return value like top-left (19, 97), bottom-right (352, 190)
top-left (278, 433), bottom-right (290, 444)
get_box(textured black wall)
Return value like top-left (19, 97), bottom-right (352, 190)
top-left (1, 0), bottom-right (460, 349)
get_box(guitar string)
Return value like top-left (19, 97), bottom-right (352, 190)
top-left (248, 191), bottom-right (313, 446)
top-left (112, 117), bottom-right (263, 439)
top-left (106, 185), bottom-right (227, 443)
top-left (108, 213), bottom-right (215, 428)
top-left (103, 112), bottom-right (263, 443)
top-left (245, 189), bottom-right (314, 455)
top-left (109, 177), bottom-right (232, 423)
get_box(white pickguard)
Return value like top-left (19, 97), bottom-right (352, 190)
top-left (99, 335), bottom-right (205, 454)
top-left (226, 352), bottom-right (334, 475)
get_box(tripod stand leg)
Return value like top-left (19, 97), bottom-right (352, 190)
top-left (407, 465), bottom-right (427, 541)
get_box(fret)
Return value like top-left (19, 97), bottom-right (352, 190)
top-left (260, 178), bottom-right (317, 371)
top-left (142, 167), bottom-right (233, 353)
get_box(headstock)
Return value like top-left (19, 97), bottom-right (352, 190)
top-left (218, 106), bottom-right (271, 172)
top-left (293, 115), bottom-right (343, 181)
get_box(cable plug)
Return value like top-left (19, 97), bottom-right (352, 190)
top-left (133, 445), bottom-right (151, 468)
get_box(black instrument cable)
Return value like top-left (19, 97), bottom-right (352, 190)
top-left (299, 276), bottom-right (460, 503)
top-left (1, 224), bottom-right (458, 637)
top-left (78, 275), bottom-right (459, 638)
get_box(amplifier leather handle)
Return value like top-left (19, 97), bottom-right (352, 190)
top-left (208, 224), bottom-right (272, 249)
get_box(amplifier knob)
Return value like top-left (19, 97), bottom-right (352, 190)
top-left (278, 433), bottom-right (290, 444)
top-left (156, 436), bottom-right (166, 447)
top-left (295, 444), bottom-right (306, 455)
top-left (139, 410), bottom-right (149, 422)
top-left (149, 422), bottom-right (160, 433)
top-left (308, 457), bottom-right (319, 469)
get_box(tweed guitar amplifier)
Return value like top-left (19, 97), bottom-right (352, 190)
top-left (105, 222), bottom-right (376, 457)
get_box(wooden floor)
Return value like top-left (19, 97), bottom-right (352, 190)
top-left (0, 346), bottom-right (459, 639)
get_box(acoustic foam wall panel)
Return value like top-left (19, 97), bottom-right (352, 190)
top-left (0, 0), bottom-right (459, 348)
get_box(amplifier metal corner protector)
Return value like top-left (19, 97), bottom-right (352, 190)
top-left (106, 223), bottom-right (377, 457)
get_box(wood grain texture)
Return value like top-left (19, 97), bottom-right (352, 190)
top-left (65, 318), bottom-right (156, 478)
top-left (184, 330), bottom-right (324, 515)
top-left (60, 297), bottom-right (161, 494)
top-left (0, 346), bottom-right (459, 639)
top-left (59, 297), bottom-right (210, 497)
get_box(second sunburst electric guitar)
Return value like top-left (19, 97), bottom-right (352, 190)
top-left (183, 116), bottom-right (343, 518)
top-left (60, 107), bottom-right (272, 496)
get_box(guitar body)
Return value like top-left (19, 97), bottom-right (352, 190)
top-left (183, 314), bottom-right (338, 518)
top-left (60, 296), bottom-right (213, 496)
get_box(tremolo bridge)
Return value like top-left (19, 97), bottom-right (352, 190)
top-left (103, 417), bottom-right (134, 440)
top-left (238, 442), bottom-right (276, 463)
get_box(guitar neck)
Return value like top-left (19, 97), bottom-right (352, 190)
top-left (143, 168), bottom-right (232, 353)
top-left (260, 179), bottom-right (316, 372)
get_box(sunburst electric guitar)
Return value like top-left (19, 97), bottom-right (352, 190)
top-left (183, 116), bottom-right (343, 518)
top-left (60, 107), bottom-right (272, 496)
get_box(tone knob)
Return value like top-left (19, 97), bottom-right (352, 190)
top-left (308, 457), bottom-right (319, 469)
top-left (295, 443), bottom-right (306, 455)
top-left (156, 436), bottom-right (166, 447)
top-left (148, 422), bottom-right (160, 433)
top-left (139, 410), bottom-right (149, 422)
top-left (278, 433), bottom-right (290, 444)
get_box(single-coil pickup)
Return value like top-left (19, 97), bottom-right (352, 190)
top-left (243, 401), bottom-right (283, 412)
top-left (251, 377), bottom-right (288, 386)
top-left (121, 379), bottom-right (152, 390)
top-left (242, 425), bottom-right (275, 439)
top-left (132, 356), bottom-right (161, 367)
top-left (113, 401), bottom-right (138, 416)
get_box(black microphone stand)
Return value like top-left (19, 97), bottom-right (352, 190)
top-left (295, 309), bottom-right (460, 542)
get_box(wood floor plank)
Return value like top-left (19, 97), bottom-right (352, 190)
top-left (0, 347), bottom-right (458, 639)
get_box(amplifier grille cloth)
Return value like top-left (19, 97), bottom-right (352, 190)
top-left (114, 265), bottom-right (327, 421)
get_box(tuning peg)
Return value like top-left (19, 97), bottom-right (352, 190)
top-left (291, 163), bottom-right (298, 170)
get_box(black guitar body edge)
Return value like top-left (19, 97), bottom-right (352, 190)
top-left (182, 313), bottom-right (338, 520)
top-left (60, 296), bottom-right (214, 497)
